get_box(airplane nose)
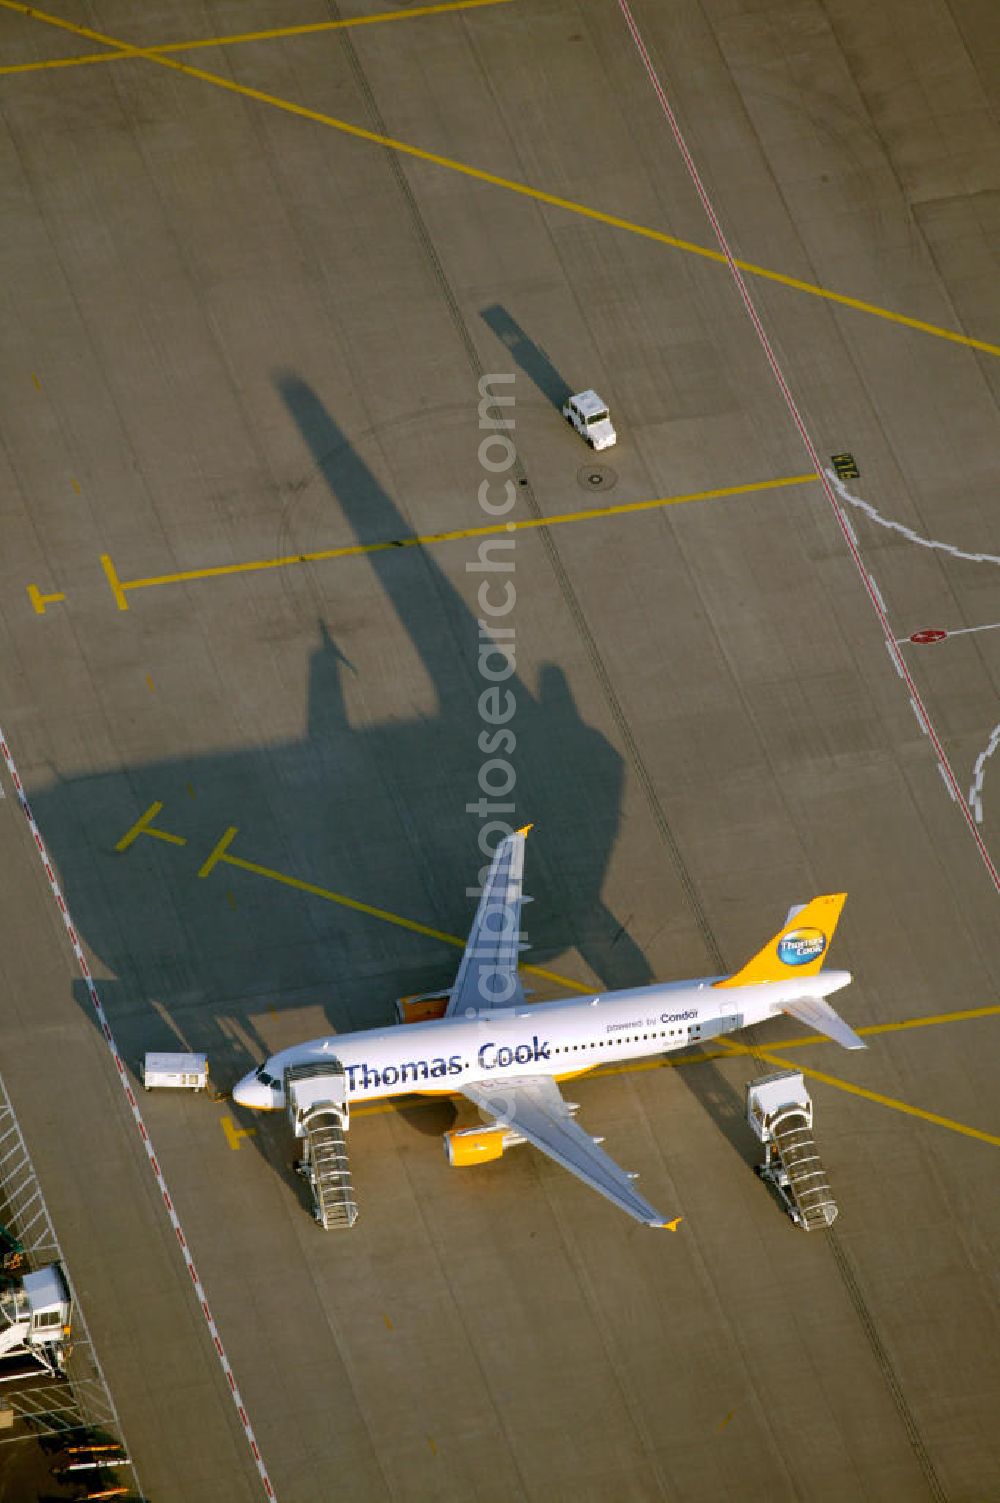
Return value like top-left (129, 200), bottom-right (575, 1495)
top-left (233, 1074), bottom-right (269, 1109)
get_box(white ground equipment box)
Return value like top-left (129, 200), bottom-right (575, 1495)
top-left (746, 1070), bottom-right (838, 1230)
top-left (143, 1052), bottom-right (208, 1091)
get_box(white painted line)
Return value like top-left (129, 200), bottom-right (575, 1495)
top-left (614, 0), bottom-right (998, 893)
top-left (827, 470), bottom-right (1000, 566)
top-left (868, 573), bottom-right (887, 616)
top-left (0, 727), bottom-right (278, 1502)
top-left (939, 762), bottom-right (958, 802)
top-left (886, 640), bottom-right (906, 678)
top-left (909, 697), bottom-right (929, 736)
top-left (968, 724), bottom-right (1000, 824)
top-left (945, 621), bottom-right (1000, 639)
top-left (839, 509), bottom-right (859, 549)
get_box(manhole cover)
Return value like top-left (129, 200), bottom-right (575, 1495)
top-left (577, 464), bottom-right (618, 491)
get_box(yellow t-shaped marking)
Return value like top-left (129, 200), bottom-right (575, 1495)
top-left (221, 1117), bottom-right (256, 1150)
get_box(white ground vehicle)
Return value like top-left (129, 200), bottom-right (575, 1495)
top-left (562, 390), bottom-right (617, 449)
top-left (0, 1264), bottom-right (73, 1380)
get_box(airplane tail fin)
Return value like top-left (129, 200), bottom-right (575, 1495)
top-left (714, 893), bottom-right (846, 989)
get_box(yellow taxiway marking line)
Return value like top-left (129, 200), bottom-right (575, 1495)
top-left (26, 584), bottom-right (65, 615)
top-left (768, 1003), bottom-right (1000, 1051)
top-left (115, 800), bottom-right (188, 852)
top-left (352, 1006), bottom-right (1000, 1132)
top-left (3, 1), bottom-right (998, 362)
top-left (221, 1115), bottom-right (256, 1149)
top-left (195, 825), bottom-right (589, 994)
top-left (114, 804), bottom-right (999, 1146)
top-left (197, 825), bottom-right (239, 879)
top-left (100, 553), bottom-right (129, 612)
top-left (716, 1037), bottom-right (1000, 1149)
top-left (95, 474), bottom-right (815, 610)
top-left (0, 0), bottom-right (513, 75)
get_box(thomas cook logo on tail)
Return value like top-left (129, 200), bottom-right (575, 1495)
top-left (777, 928), bottom-right (827, 967)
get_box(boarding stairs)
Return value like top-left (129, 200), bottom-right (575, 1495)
top-left (746, 1071), bottom-right (838, 1230)
top-left (285, 1062), bottom-right (359, 1230)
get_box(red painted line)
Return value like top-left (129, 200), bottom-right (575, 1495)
top-left (0, 726), bottom-right (278, 1501)
top-left (614, 0), bottom-right (999, 894)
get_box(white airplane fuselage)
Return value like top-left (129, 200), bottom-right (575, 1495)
top-left (233, 969), bottom-right (851, 1110)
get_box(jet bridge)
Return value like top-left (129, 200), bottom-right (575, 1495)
top-left (285, 1062), bottom-right (358, 1230)
top-left (746, 1071), bottom-right (838, 1230)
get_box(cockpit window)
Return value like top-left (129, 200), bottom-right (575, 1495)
top-left (255, 1065), bottom-right (280, 1088)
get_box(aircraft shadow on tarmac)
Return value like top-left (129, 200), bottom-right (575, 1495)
top-left (27, 379), bottom-right (651, 1093)
top-left (27, 376), bottom-right (756, 1196)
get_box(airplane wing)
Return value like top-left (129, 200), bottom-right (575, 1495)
top-left (445, 826), bottom-right (532, 1019)
top-left (462, 1075), bottom-right (681, 1230)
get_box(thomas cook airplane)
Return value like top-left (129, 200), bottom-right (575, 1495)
top-left (233, 828), bottom-right (862, 1228)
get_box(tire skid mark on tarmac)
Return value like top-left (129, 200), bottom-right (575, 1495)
top-left (969, 724), bottom-right (1000, 825)
top-left (827, 470), bottom-right (1000, 567)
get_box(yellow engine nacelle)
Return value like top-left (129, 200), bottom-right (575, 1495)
top-left (443, 1127), bottom-right (507, 1167)
top-left (395, 991), bottom-right (451, 1024)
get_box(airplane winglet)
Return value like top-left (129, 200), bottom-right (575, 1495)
top-left (515, 823), bottom-right (533, 837)
top-left (658, 1217), bottom-right (683, 1232)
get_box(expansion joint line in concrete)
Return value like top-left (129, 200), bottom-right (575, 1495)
top-left (614, 0), bottom-right (999, 895)
top-left (716, 1038), bottom-right (1000, 1150)
top-left (0, 0), bottom-right (513, 76)
top-left (2, 0), bottom-right (999, 362)
top-left (113, 803), bottom-right (1000, 1146)
top-left (0, 739), bottom-right (279, 1503)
